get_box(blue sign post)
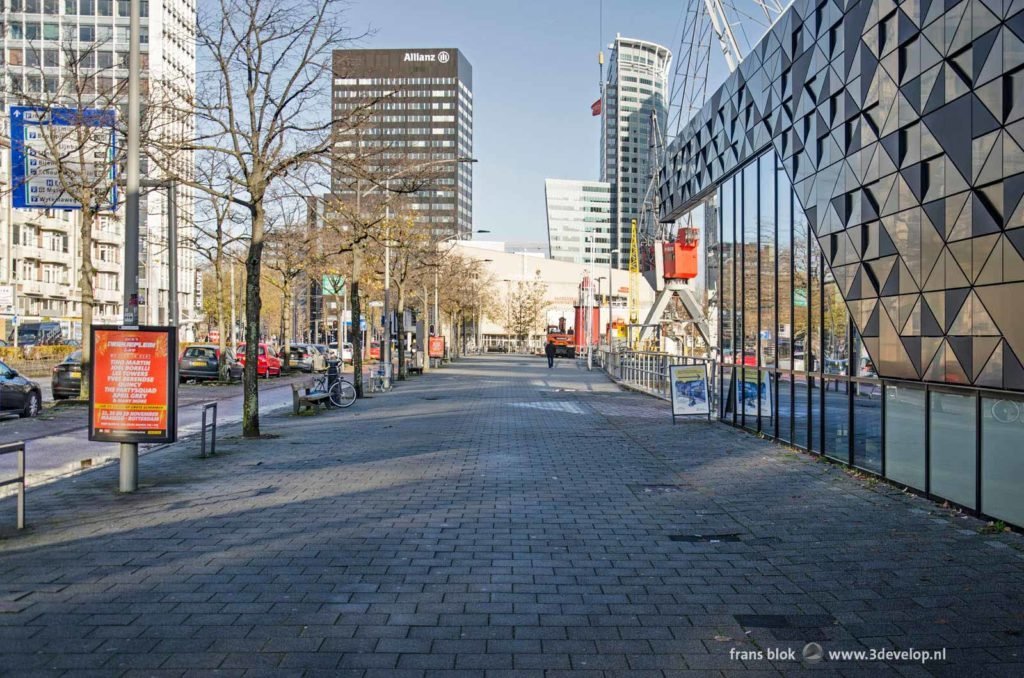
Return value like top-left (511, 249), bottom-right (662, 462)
top-left (9, 106), bottom-right (117, 210)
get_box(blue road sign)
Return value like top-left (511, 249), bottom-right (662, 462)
top-left (9, 106), bottom-right (117, 210)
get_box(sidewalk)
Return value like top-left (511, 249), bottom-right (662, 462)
top-left (1, 355), bottom-right (1022, 676)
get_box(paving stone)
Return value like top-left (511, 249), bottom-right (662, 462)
top-left (0, 355), bottom-right (1022, 675)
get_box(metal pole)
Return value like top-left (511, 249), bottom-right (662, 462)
top-left (383, 182), bottom-right (391, 384)
top-left (229, 264), bottom-right (237, 346)
top-left (119, 0), bottom-right (142, 493)
top-left (607, 258), bottom-right (613, 355)
top-left (433, 267), bottom-right (439, 363)
top-left (168, 183), bottom-right (178, 327)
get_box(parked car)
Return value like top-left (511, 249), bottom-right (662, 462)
top-left (0, 359), bottom-right (42, 417)
top-left (368, 341), bottom-right (381, 360)
top-left (287, 343), bottom-right (326, 373)
top-left (178, 344), bottom-right (243, 383)
top-left (51, 350), bottom-right (83, 400)
top-left (329, 342), bottom-right (354, 363)
top-left (236, 342), bottom-right (282, 377)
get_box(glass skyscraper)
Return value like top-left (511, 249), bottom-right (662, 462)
top-left (602, 36), bottom-right (670, 269)
top-left (544, 179), bottom-right (612, 267)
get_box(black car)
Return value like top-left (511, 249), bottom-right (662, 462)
top-left (0, 359), bottom-right (42, 417)
top-left (178, 344), bottom-right (243, 383)
top-left (51, 350), bottom-right (83, 400)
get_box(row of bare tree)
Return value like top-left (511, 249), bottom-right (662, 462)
top-left (4, 0), bottom-right (550, 438)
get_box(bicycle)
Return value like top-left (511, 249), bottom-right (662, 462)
top-left (309, 373), bottom-right (357, 408)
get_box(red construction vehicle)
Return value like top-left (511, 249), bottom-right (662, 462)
top-left (546, 317), bottom-right (575, 358)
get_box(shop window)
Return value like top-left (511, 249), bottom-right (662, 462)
top-left (884, 385), bottom-right (926, 490)
top-left (981, 397), bottom-right (1024, 526)
top-left (929, 390), bottom-right (977, 509)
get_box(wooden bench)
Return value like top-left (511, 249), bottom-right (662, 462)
top-left (291, 379), bottom-right (330, 415)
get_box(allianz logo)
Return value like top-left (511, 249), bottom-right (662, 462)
top-left (404, 51), bottom-right (450, 63)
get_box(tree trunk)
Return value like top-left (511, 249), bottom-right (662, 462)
top-left (350, 250), bottom-right (363, 398)
top-left (396, 293), bottom-right (406, 380)
top-left (242, 203), bottom-right (265, 438)
top-left (79, 207), bottom-right (96, 400)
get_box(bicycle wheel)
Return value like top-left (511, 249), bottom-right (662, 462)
top-left (992, 399), bottom-right (1020, 424)
top-left (330, 379), bottom-right (357, 408)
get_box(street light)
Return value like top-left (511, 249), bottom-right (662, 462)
top-left (382, 157), bottom-right (477, 384)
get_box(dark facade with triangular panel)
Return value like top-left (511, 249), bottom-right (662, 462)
top-left (660, 0), bottom-right (1024, 528)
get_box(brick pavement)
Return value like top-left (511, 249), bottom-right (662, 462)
top-left (0, 355), bottom-right (1022, 677)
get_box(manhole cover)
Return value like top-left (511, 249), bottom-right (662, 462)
top-left (669, 533), bottom-right (742, 543)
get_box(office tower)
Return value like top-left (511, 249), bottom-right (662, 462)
top-left (601, 36), bottom-right (671, 268)
top-left (332, 48), bottom-right (473, 238)
top-left (0, 0), bottom-right (198, 339)
top-left (545, 179), bottom-right (612, 266)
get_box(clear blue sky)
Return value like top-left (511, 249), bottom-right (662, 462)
top-left (341, 0), bottom-right (733, 243)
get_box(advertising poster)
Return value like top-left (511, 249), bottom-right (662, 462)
top-left (428, 336), bottom-right (445, 359)
top-left (89, 326), bottom-right (177, 444)
top-left (736, 372), bottom-right (772, 419)
top-left (669, 364), bottom-right (710, 421)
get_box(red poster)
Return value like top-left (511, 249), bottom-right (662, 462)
top-left (89, 326), bottom-right (177, 443)
top-left (428, 336), bottom-right (445, 359)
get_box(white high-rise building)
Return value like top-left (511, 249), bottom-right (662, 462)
top-left (544, 179), bottom-right (612, 266)
top-left (0, 0), bottom-right (198, 341)
top-left (601, 36), bottom-right (671, 269)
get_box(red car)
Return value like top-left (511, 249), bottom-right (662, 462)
top-left (235, 343), bottom-right (282, 377)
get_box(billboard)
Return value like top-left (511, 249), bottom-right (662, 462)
top-left (89, 326), bottom-right (177, 444)
top-left (9, 106), bottom-right (117, 210)
top-left (428, 336), bottom-right (445, 359)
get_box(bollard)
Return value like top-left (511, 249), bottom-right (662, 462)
top-left (326, 359), bottom-right (340, 406)
top-left (200, 402), bottom-right (217, 458)
top-left (0, 441), bottom-right (26, 530)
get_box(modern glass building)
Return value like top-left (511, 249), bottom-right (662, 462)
top-left (660, 0), bottom-right (1024, 528)
top-left (544, 179), bottom-right (612, 266)
top-left (602, 36), bottom-right (671, 268)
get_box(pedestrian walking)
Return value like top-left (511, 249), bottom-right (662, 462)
top-left (545, 339), bottom-right (556, 368)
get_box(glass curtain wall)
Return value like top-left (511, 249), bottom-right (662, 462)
top-left (711, 152), bottom-right (1024, 529)
top-left (717, 150), bottom-right (873, 472)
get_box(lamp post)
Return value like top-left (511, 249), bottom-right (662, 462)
top-left (608, 249), bottom-right (619, 356)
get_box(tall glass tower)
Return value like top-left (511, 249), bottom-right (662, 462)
top-left (601, 36), bottom-right (671, 269)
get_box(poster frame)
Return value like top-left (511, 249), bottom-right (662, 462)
top-left (428, 335), bottom-right (445, 359)
top-left (669, 362), bottom-right (711, 423)
top-left (88, 325), bottom-right (178, 444)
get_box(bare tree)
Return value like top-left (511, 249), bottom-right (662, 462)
top-left (154, 0), bottom-right (376, 437)
top-left (501, 278), bottom-right (549, 352)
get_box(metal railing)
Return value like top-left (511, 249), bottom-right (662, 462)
top-left (0, 441), bottom-right (26, 530)
top-left (200, 403), bottom-right (217, 459)
top-left (600, 349), bottom-right (716, 404)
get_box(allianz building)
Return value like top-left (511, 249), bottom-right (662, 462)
top-left (660, 0), bottom-right (1024, 528)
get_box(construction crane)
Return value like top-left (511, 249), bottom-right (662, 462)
top-left (631, 0), bottom-right (789, 354)
top-left (628, 218), bottom-right (639, 326)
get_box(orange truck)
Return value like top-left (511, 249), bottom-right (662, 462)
top-left (546, 318), bottom-right (575, 358)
